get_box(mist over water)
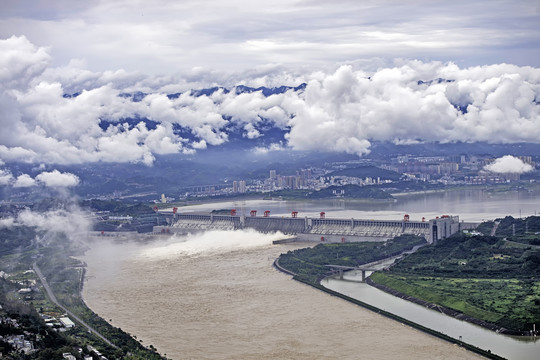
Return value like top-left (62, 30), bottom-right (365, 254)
top-left (138, 229), bottom-right (289, 260)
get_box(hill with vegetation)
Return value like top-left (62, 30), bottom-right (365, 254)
top-left (80, 199), bottom-right (155, 215)
top-left (494, 216), bottom-right (540, 244)
top-left (370, 218), bottom-right (540, 334)
top-left (277, 234), bottom-right (426, 284)
top-left (0, 217), bottom-right (167, 359)
top-left (276, 216), bottom-right (540, 335)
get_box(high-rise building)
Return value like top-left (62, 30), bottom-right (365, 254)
top-left (301, 169), bottom-right (311, 181)
top-left (269, 170), bottom-right (276, 180)
top-left (239, 180), bottom-right (246, 193)
top-left (233, 181), bottom-right (238, 193)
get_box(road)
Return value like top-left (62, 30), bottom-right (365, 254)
top-left (491, 221), bottom-right (499, 236)
top-left (32, 262), bottom-right (118, 349)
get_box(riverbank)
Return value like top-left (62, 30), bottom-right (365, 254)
top-left (365, 277), bottom-right (515, 335)
top-left (273, 258), bottom-right (505, 359)
top-left (82, 236), bottom-right (485, 360)
top-left (389, 183), bottom-right (539, 197)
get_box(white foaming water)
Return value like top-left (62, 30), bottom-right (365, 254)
top-left (138, 229), bottom-right (291, 260)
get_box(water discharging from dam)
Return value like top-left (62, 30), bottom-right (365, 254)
top-left (82, 188), bottom-right (540, 359)
top-left (82, 230), bottom-right (481, 360)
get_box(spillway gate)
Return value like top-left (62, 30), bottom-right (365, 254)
top-left (153, 211), bottom-right (476, 243)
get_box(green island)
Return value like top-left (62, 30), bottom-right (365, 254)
top-left (0, 224), bottom-right (168, 359)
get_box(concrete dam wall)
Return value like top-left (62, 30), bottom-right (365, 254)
top-left (153, 212), bottom-right (474, 243)
top-left (243, 217), bottom-right (306, 234)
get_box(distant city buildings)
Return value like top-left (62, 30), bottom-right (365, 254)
top-left (238, 180), bottom-right (246, 193)
top-left (232, 180), bottom-right (246, 193)
top-left (175, 153), bottom-right (537, 199)
top-left (263, 168), bottom-right (314, 191)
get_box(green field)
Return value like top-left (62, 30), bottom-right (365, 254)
top-left (368, 216), bottom-right (540, 333)
top-left (276, 216), bottom-right (540, 334)
top-left (370, 273), bottom-right (540, 331)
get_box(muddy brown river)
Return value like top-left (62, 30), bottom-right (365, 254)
top-left (82, 230), bottom-right (482, 360)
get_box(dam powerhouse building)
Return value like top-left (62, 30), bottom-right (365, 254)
top-left (154, 210), bottom-right (478, 243)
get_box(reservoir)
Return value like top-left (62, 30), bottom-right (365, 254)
top-left (82, 187), bottom-right (539, 359)
top-left (173, 186), bottom-right (540, 222)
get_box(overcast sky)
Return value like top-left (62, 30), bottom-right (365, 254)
top-left (1, 0), bottom-right (539, 75)
top-left (0, 0), bottom-right (539, 176)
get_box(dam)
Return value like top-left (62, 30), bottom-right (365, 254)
top-left (154, 210), bottom-right (478, 243)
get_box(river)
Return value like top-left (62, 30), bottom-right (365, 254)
top-left (82, 187), bottom-right (540, 359)
top-left (323, 273), bottom-right (539, 360)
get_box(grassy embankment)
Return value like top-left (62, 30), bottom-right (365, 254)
top-left (0, 225), bottom-right (167, 360)
top-left (370, 216), bottom-right (540, 334)
top-left (277, 234), bottom-right (426, 284)
top-left (276, 234), bottom-right (509, 359)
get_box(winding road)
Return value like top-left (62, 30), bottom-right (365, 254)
top-left (32, 262), bottom-right (118, 349)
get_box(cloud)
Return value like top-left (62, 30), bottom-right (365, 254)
top-left (1, 1), bottom-right (538, 74)
top-left (1, 168), bottom-right (80, 188)
top-left (13, 174), bottom-right (36, 188)
top-left (280, 63), bottom-right (540, 155)
top-left (0, 36), bottom-right (539, 165)
top-left (0, 217), bottom-right (15, 228)
top-left (484, 155), bottom-right (534, 174)
top-left (35, 170), bottom-right (79, 187)
top-left (0, 169), bottom-right (13, 185)
top-left (253, 142), bottom-right (286, 154)
top-left (0, 35), bottom-right (51, 89)
top-left (0, 204), bottom-right (92, 250)
top-left (16, 207), bottom-right (92, 242)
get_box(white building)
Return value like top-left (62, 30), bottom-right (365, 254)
top-left (59, 316), bottom-right (75, 328)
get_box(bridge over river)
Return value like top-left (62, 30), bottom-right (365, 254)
top-left (324, 265), bottom-right (382, 282)
top-left (154, 210), bottom-right (478, 243)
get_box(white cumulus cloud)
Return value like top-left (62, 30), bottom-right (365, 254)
top-left (0, 217), bottom-right (15, 228)
top-left (35, 170), bottom-right (80, 187)
top-left (1, 169), bottom-right (80, 188)
top-left (0, 169), bottom-right (13, 185)
top-left (13, 174), bottom-right (36, 188)
top-left (0, 36), bottom-right (539, 165)
top-left (484, 155), bottom-right (534, 174)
